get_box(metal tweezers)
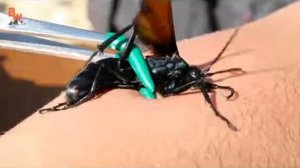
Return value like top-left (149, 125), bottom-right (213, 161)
top-left (0, 12), bottom-right (114, 61)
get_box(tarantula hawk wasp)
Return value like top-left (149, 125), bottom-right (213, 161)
top-left (39, 0), bottom-right (242, 131)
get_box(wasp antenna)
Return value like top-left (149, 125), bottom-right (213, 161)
top-left (206, 68), bottom-right (244, 77)
top-left (83, 50), bottom-right (99, 68)
top-left (209, 28), bottom-right (240, 67)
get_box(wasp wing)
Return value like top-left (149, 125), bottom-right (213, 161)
top-left (135, 0), bottom-right (178, 57)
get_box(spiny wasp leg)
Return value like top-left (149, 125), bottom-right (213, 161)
top-left (212, 83), bottom-right (235, 100)
top-left (199, 81), bottom-right (238, 131)
top-left (206, 68), bottom-right (244, 77)
top-left (39, 102), bottom-right (68, 113)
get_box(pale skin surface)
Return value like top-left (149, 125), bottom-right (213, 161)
top-left (1, 2), bottom-right (300, 168)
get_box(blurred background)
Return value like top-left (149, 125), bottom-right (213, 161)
top-left (0, 0), bottom-right (297, 133)
top-left (0, 0), bottom-right (297, 39)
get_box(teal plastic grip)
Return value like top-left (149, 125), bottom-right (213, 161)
top-left (105, 32), bottom-right (156, 99)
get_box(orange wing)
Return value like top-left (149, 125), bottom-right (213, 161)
top-left (135, 0), bottom-right (178, 57)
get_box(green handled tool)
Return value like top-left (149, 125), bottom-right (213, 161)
top-left (105, 32), bottom-right (156, 99)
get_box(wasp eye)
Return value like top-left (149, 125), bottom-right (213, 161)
top-left (190, 70), bottom-right (197, 78)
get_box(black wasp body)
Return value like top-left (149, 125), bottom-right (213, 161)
top-left (40, 52), bottom-right (239, 131)
top-left (41, 55), bottom-right (200, 110)
top-left (40, 0), bottom-right (242, 131)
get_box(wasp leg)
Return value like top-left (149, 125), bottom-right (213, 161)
top-left (98, 24), bottom-right (136, 82)
top-left (199, 81), bottom-right (238, 131)
top-left (88, 60), bottom-right (138, 94)
top-left (98, 23), bottom-right (134, 52)
top-left (206, 68), bottom-right (244, 76)
top-left (83, 24), bottom-right (135, 69)
top-left (39, 102), bottom-right (68, 113)
top-left (67, 83), bottom-right (139, 109)
top-left (159, 80), bottom-right (238, 131)
top-left (108, 0), bottom-right (121, 32)
top-left (159, 80), bottom-right (197, 97)
top-left (117, 26), bottom-right (136, 66)
top-left (211, 83), bottom-right (235, 100)
top-left (111, 27), bottom-right (137, 82)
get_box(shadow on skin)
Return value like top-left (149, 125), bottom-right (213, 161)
top-left (0, 56), bottom-right (64, 135)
